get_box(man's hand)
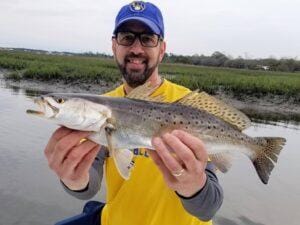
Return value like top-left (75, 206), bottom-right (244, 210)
top-left (44, 127), bottom-right (100, 191)
top-left (148, 130), bottom-right (208, 198)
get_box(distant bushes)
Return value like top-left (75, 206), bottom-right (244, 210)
top-left (163, 52), bottom-right (300, 72)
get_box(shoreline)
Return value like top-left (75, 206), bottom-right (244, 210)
top-left (1, 70), bottom-right (299, 123)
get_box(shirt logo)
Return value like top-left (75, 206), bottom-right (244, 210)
top-left (130, 1), bottom-right (146, 12)
top-left (133, 148), bottom-right (149, 157)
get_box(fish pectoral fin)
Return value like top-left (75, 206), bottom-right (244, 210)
top-left (176, 91), bottom-right (251, 131)
top-left (209, 152), bottom-right (234, 173)
top-left (104, 123), bottom-right (134, 180)
top-left (112, 148), bottom-right (135, 180)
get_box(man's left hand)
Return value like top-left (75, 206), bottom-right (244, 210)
top-left (148, 130), bottom-right (208, 198)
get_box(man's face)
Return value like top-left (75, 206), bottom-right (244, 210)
top-left (112, 21), bottom-right (166, 88)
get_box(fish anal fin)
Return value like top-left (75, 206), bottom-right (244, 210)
top-left (177, 91), bottom-right (251, 131)
top-left (126, 81), bottom-right (165, 102)
top-left (209, 152), bottom-right (233, 173)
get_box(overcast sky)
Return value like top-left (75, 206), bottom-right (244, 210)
top-left (0, 0), bottom-right (299, 59)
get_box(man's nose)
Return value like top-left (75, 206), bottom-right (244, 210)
top-left (129, 38), bottom-right (144, 54)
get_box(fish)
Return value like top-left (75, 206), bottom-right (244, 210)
top-left (26, 83), bottom-right (286, 184)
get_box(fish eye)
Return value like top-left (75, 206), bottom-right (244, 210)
top-left (56, 98), bottom-right (65, 104)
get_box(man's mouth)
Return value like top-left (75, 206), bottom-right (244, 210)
top-left (127, 58), bottom-right (146, 64)
top-left (125, 57), bottom-right (147, 70)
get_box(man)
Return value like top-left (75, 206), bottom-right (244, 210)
top-left (46, 2), bottom-right (223, 225)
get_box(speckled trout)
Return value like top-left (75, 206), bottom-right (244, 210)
top-left (26, 83), bottom-right (285, 184)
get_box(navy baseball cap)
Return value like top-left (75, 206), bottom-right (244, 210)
top-left (113, 1), bottom-right (164, 38)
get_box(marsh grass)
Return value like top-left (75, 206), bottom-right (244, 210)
top-left (1, 50), bottom-right (300, 97)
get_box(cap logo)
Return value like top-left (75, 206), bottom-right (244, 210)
top-left (130, 1), bottom-right (146, 12)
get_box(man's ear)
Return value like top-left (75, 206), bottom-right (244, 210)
top-left (112, 38), bottom-right (117, 57)
top-left (158, 41), bottom-right (166, 63)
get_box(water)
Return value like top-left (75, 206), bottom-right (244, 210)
top-left (0, 78), bottom-right (299, 225)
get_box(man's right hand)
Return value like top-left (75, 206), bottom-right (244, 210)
top-left (44, 127), bottom-right (100, 191)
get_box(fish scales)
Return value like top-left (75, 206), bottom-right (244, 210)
top-left (54, 94), bottom-right (262, 153)
top-left (27, 90), bottom-right (286, 184)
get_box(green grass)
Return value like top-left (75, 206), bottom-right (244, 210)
top-left (1, 50), bottom-right (300, 98)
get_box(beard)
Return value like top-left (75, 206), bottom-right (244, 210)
top-left (116, 53), bottom-right (159, 88)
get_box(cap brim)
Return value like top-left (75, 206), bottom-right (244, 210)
top-left (113, 17), bottom-right (161, 36)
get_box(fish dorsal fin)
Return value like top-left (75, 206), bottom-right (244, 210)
top-left (126, 82), bottom-right (165, 102)
top-left (177, 91), bottom-right (251, 131)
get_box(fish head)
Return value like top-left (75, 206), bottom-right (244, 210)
top-left (27, 93), bottom-right (111, 131)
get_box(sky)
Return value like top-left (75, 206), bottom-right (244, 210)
top-left (0, 0), bottom-right (299, 59)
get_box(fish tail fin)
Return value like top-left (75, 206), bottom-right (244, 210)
top-left (252, 137), bottom-right (286, 184)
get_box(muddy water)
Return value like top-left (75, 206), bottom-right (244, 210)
top-left (0, 77), bottom-right (299, 225)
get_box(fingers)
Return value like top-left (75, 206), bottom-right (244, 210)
top-left (152, 137), bottom-right (184, 176)
top-left (48, 130), bottom-right (92, 170)
top-left (147, 150), bottom-right (176, 183)
top-left (150, 130), bottom-right (208, 197)
top-left (76, 145), bottom-right (100, 175)
top-left (44, 127), bottom-right (73, 157)
top-left (172, 130), bottom-right (208, 163)
top-left (44, 127), bottom-right (100, 189)
top-left (161, 132), bottom-right (198, 171)
top-left (62, 140), bottom-right (99, 176)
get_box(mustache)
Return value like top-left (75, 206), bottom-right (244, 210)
top-left (125, 53), bottom-right (148, 62)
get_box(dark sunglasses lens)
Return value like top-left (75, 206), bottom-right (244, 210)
top-left (140, 34), bottom-right (159, 47)
top-left (117, 32), bottom-right (135, 46)
top-left (116, 32), bottom-right (160, 47)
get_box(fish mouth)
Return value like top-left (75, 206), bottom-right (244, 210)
top-left (26, 109), bottom-right (45, 116)
top-left (26, 97), bottom-right (59, 118)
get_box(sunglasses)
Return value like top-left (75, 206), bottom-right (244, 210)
top-left (115, 31), bottom-right (163, 47)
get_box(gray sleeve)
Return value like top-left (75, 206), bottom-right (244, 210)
top-left (61, 146), bottom-right (108, 200)
top-left (177, 162), bottom-right (223, 221)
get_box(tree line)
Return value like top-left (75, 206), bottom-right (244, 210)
top-left (162, 52), bottom-right (300, 72)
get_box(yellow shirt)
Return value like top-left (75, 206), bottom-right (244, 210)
top-left (101, 79), bottom-right (212, 225)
